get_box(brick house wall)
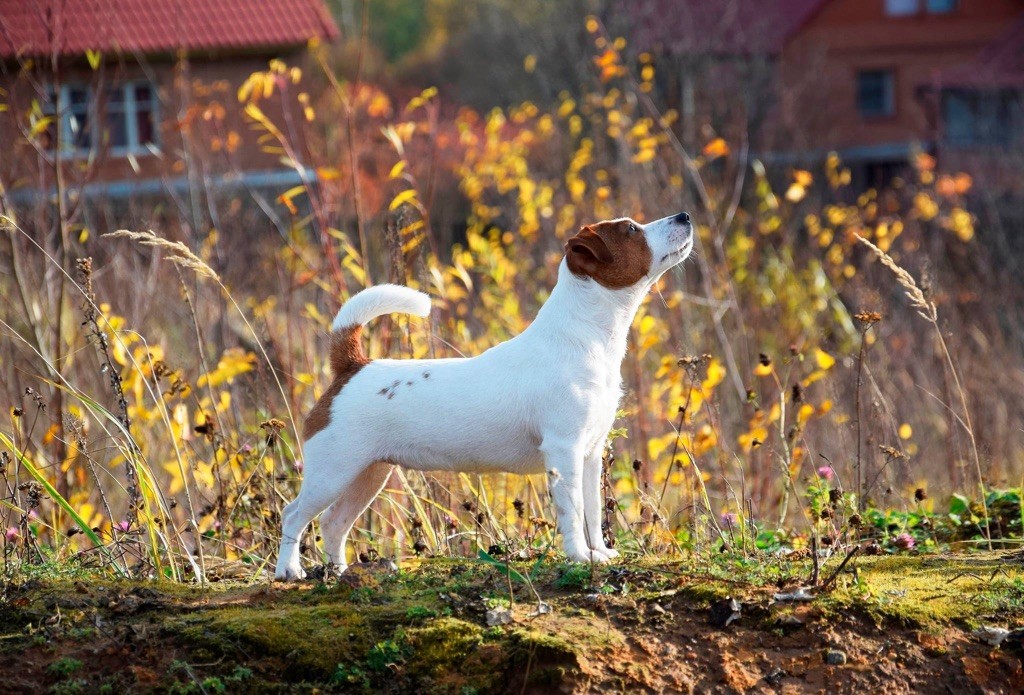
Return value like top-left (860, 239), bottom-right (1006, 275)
top-left (778, 0), bottom-right (1021, 157)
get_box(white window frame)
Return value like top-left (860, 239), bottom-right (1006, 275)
top-left (46, 80), bottom-right (160, 158)
top-left (106, 81), bottom-right (160, 157)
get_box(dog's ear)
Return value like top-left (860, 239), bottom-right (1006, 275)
top-left (566, 227), bottom-right (613, 277)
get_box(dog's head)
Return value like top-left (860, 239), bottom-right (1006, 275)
top-left (564, 212), bottom-right (693, 289)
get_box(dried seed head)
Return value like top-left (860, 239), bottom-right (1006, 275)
top-left (791, 384), bottom-right (803, 404)
top-left (853, 310), bottom-right (883, 325)
top-left (855, 235), bottom-right (936, 322)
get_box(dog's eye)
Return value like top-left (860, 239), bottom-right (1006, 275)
top-left (628, 223), bottom-right (637, 233)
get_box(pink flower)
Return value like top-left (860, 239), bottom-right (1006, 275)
top-left (894, 533), bottom-right (915, 550)
top-left (114, 520), bottom-right (131, 533)
top-left (720, 512), bottom-right (738, 527)
top-left (5, 527), bottom-right (18, 541)
top-left (817, 466), bottom-right (835, 481)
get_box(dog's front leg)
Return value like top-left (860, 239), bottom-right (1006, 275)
top-left (583, 451), bottom-right (619, 559)
top-left (542, 439), bottom-right (612, 563)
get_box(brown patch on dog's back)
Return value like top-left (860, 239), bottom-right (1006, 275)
top-left (565, 219), bottom-right (652, 289)
top-left (304, 324), bottom-right (369, 440)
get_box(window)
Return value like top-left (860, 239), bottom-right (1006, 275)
top-left (885, 0), bottom-right (956, 15)
top-left (925, 0), bottom-right (956, 13)
top-left (857, 70), bottom-right (895, 117)
top-left (885, 0), bottom-right (918, 16)
top-left (943, 90), bottom-right (1022, 146)
top-left (104, 82), bottom-right (159, 153)
top-left (45, 81), bottom-right (158, 155)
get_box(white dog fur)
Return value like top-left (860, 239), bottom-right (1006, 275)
top-left (275, 212), bottom-right (693, 580)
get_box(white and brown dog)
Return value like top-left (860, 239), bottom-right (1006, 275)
top-left (275, 212), bottom-right (693, 579)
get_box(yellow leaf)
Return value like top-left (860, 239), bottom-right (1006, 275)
top-left (899, 423), bottom-right (913, 440)
top-left (753, 363), bottom-right (773, 377)
top-left (801, 369), bottom-right (827, 387)
top-left (389, 160), bottom-right (406, 179)
top-left (702, 137), bottom-right (729, 159)
top-left (784, 183), bottom-right (806, 203)
top-left (389, 189), bottom-right (418, 211)
top-left (702, 359), bottom-right (726, 392)
top-left (197, 348), bottom-right (256, 388)
top-left (813, 348), bottom-right (836, 370)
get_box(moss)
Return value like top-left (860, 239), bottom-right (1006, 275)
top-left (402, 618), bottom-right (507, 693)
top-left (172, 603), bottom-right (374, 679)
top-left (824, 552), bottom-right (1024, 627)
top-left (506, 628), bottom-right (582, 688)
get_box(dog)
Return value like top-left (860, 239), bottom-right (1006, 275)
top-left (275, 212), bottom-right (693, 580)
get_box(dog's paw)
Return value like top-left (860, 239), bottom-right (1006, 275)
top-left (274, 565), bottom-right (307, 581)
top-left (565, 547), bottom-right (612, 564)
top-left (598, 547), bottom-right (620, 560)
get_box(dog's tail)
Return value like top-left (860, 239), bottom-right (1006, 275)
top-left (332, 284), bottom-right (431, 332)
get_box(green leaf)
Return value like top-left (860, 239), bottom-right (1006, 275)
top-left (949, 493), bottom-right (970, 516)
top-left (476, 549), bottom-right (527, 584)
top-left (0, 432), bottom-right (108, 554)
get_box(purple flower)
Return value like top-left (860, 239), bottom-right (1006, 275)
top-left (114, 520), bottom-right (131, 533)
top-left (720, 512), bottom-right (738, 527)
top-left (5, 527), bottom-right (18, 542)
top-left (894, 533), bottom-right (915, 550)
top-left (817, 466), bottom-right (835, 481)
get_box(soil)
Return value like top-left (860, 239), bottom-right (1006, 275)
top-left (0, 551), bottom-right (1021, 693)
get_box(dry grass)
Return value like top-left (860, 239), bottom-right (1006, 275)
top-left (0, 18), bottom-right (1020, 581)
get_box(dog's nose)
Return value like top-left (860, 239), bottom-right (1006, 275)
top-left (674, 211), bottom-right (691, 224)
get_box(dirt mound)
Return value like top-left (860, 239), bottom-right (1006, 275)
top-left (0, 552), bottom-right (1021, 693)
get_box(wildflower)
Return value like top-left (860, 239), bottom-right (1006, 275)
top-left (894, 533), bottom-right (915, 550)
top-left (5, 527), bottom-right (18, 541)
top-left (720, 512), bottom-right (738, 527)
top-left (817, 466), bottom-right (835, 481)
top-left (114, 520), bottom-right (131, 533)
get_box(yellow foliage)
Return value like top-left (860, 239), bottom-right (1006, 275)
top-left (198, 348), bottom-right (256, 388)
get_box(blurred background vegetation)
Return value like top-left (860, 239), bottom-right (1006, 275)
top-left (0, 0), bottom-right (1021, 580)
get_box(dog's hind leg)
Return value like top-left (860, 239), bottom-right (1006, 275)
top-left (319, 461), bottom-right (393, 570)
top-left (275, 439), bottom-right (376, 581)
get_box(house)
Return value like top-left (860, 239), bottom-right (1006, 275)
top-left (0, 0), bottom-right (338, 210)
top-left (626, 0), bottom-right (1024, 185)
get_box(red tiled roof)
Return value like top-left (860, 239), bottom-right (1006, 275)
top-left (934, 14), bottom-right (1024, 89)
top-left (0, 0), bottom-right (340, 60)
top-left (624, 0), bottom-right (827, 57)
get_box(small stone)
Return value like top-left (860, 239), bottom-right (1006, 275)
top-left (709, 597), bottom-right (742, 628)
top-left (776, 613), bottom-right (804, 627)
top-left (486, 607), bottom-right (513, 627)
top-left (651, 603), bottom-right (666, 614)
top-left (825, 649), bottom-right (847, 665)
top-left (764, 667), bottom-right (786, 686)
